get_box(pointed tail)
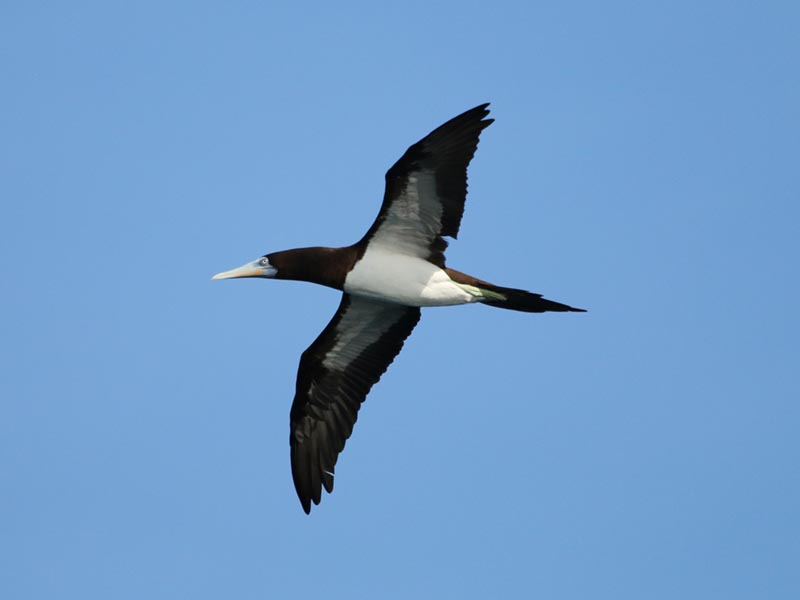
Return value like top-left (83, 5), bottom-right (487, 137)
top-left (446, 268), bottom-right (586, 313)
top-left (481, 284), bottom-right (586, 313)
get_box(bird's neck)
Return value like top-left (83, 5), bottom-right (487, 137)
top-left (270, 246), bottom-right (358, 291)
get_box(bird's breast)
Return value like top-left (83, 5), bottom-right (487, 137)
top-left (343, 249), bottom-right (477, 307)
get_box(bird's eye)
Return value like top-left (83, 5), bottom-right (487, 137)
top-left (259, 258), bottom-right (270, 266)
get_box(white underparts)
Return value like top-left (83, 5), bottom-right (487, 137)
top-left (344, 249), bottom-right (478, 307)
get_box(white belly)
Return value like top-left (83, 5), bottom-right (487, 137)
top-left (343, 250), bottom-right (477, 307)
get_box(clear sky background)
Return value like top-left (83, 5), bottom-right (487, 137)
top-left (2, 2), bottom-right (799, 598)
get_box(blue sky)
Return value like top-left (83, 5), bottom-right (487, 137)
top-left (2, 1), bottom-right (799, 598)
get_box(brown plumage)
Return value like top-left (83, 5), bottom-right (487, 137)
top-left (212, 104), bottom-right (584, 514)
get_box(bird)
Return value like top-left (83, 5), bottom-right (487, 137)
top-left (212, 103), bottom-right (585, 513)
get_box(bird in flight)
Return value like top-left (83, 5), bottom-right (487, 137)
top-left (213, 104), bottom-right (585, 513)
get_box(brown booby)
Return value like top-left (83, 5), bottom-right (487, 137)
top-left (212, 104), bottom-right (585, 513)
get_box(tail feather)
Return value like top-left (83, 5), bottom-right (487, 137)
top-left (481, 285), bottom-right (586, 313)
top-left (445, 268), bottom-right (586, 314)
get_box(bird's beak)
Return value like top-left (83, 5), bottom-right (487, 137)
top-left (212, 259), bottom-right (276, 280)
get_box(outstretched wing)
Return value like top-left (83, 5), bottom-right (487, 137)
top-left (290, 293), bottom-right (421, 513)
top-left (358, 103), bottom-right (493, 267)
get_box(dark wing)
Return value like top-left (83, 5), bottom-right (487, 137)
top-left (290, 293), bottom-right (421, 514)
top-left (357, 103), bottom-right (494, 267)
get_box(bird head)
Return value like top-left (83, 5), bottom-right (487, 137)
top-left (211, 255), bottom-right (278, 280)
